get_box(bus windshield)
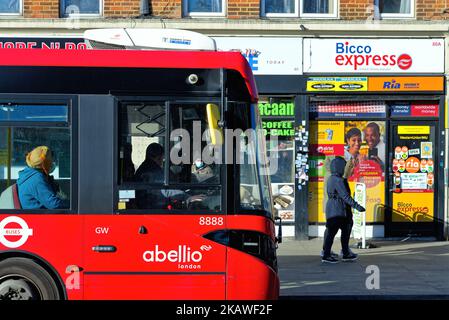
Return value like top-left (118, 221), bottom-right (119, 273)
top-left (118, 101), bottom-right (222, 212)
top-left (235, 103), bottom-right (273, 218)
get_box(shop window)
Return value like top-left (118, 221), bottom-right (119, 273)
top-left (184, 0), bottom-right (226, 17)
top-left (301, 0), bottom-right (338, 18)
top-left (61, 0), bottom-right (102, 17)
top-left (391, 124), bottom-right (435, 223)
top-left (258, 97), bottom-right (295, 222)
top-left (378, 0), bottom-right (414, 19)
top-left (0, 0), bottom-right (21, 15)
top-left (262, 0), bottom-right (297, 17)
top-left (261, 0), bottom-right (338, 18)
top-left (0, 104), bottom-right (71, 211)
top-left (118, 102), bottom-right (222, 212)
top-left (308, 102), bottom-right (387, 224)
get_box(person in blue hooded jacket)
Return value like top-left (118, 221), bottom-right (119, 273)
top-left (17, 146), bottom-right (68, 210)
top-left (322, 156), bottom-right (365, 264)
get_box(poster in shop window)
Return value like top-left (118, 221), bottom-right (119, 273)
top-left (421, 142), bottom-right (433, 158)
top-left (400, 173), bottom-right (427, 190)
top-left (343, 121), bottom-right (386, 223)
top-left (391, 124), bottom-right (435, 222)
top-left (308, 120), bottom-right (386, 223)
top-left (392, 192), bottom-right (434, 222)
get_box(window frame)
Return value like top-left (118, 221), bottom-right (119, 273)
top-left (183, 0), bottom-right (227, 18)
top-left (0, 104), bottom-right (69, 123)
top-left (229, 101), bottom-right (274, 220)
top-left (60, 0), bottom-right (103, 18)
top-left (261, 0), bottom-right (338, 18)
top-left (299, 0), bottom-right (338, 19)
top-left (116, 96), bottom-right (226, 215)
top-left (0, 94), bottom-right (77, 214)
top-left (0, 0), bottom-right (23, 16)
top-left (379, 0), bottom-right (415, 19)
top-left (261, 0), bottom-right (299, 18)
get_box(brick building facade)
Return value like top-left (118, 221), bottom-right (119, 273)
top-left (12, 0), bottom-right (449, 20)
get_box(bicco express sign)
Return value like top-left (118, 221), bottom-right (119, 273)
top-left (303, 38), bottom-right (444, 74)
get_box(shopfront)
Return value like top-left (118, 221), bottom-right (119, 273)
top-left (213, 36), bottom-right (303, 237)
top-left (304, 38), bottom-right (446, 240)
top-left (211, 36), bottom-right (446, 240)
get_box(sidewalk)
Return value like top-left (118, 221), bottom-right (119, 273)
top-left (277, 237), bottom-right (449, 298)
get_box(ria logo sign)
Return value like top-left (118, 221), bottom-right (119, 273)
top-left (0, 216), bottom-right (33, 248)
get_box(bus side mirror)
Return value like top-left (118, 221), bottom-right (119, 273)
top-left (275, 216), bottom-right (282, 244)
top-left (206, 103), bottom-right (223, 146)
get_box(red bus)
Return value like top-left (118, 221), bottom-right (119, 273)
top-left (0, 48), bottom-right (280, 300)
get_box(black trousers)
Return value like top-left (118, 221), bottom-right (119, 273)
top-left (323, 217), bottom-right (351, 258)
top-left (322, 217), bottom-right (353, 250)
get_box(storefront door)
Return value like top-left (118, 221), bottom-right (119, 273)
top-left (386, 121), bottom-right (438, 237)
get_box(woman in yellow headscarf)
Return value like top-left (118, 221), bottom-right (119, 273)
top-left (17, 146), bottom-right (68, 209)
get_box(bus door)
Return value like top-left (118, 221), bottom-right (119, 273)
top-left (83, 215), bottom-right (160, 299)
top-left (386, 121), bottom-right (438, 237)
top-left (83, 100), bottom-right (227, 299)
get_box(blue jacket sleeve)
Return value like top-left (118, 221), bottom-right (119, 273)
top-left (34, 176), bottom-right (66, 209)
top-left (334, 178), bottom-right (364, 211)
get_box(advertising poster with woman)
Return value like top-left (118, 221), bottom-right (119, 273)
top-left (343, 121), bottom-right (386, 223)
top-left (309, 120), bottom-right (386, 223)
top-left (309, 121), bottom-right (345, 222)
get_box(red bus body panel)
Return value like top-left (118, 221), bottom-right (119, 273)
top-left (83, 215), bottom-right (227, 300)
top-left (0, 48), bottom-right (258, 102)
top-left (0, 214), bottom-right (278, 299)
top-left (226, 249), bottom-right (280, 300)
top-left (226, 215), bottom-right (279, 300)
top-left (0, 215), bottom-right (84, 300)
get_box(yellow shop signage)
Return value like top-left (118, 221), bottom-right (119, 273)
top-left (307, 77), bottom-right (368, 92)
top-left (398, 126), bottom-right (430, 135)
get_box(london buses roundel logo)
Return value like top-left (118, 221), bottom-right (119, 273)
top-left (0, 216), bottom-right (33, 248)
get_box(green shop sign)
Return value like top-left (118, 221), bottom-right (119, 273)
top-left (262, 120), bottom-right (294, 136)
top-left (258, 102), bottom-right (294, 116)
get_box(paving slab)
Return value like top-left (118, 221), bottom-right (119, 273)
top-left (277, 237), bottom-right (449, 298)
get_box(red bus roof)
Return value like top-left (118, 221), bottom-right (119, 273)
top-left (0, 48), bottom-right (258, 101)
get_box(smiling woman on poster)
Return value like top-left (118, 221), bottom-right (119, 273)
top-left (344, 127), bottom-right (363, 165)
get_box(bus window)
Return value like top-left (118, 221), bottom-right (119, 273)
top-left (239, 131), bottom-right (263, 210)
top-left (118, 102), bottom-right (222, 212)
top-left (0, 104), bottom-right (71, 211)
top-left (119, 103), bottom-right (166, 184)
top-left (169, 103), bottom-right (221, 211)
top-left (232, 103), bottom-right (273, 218)
top-left (253, 103), bottom-right (273, 214)
top-left (169, 103), bottom-right (221, 185)
top-left (118, 102), bottom-right (166, 210)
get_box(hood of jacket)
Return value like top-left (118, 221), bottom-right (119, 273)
top-left (330, 157), bottom-right (346, 177)
top-left (17, 167), bottom-right (42, 186)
